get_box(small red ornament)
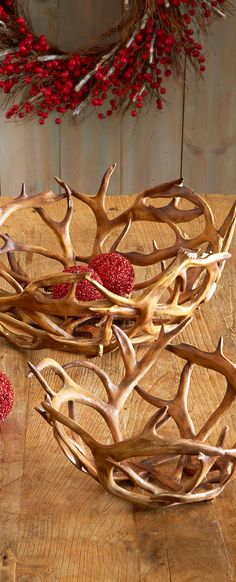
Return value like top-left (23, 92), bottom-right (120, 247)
top-left (0, 371), bottom-right (14, 421)
top-left (89, 252), bottom-right (135, 296)
top-left (52, 265), bottom-right (103, 301)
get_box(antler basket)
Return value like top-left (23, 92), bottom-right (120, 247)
top-left (0, 164), bottom-right (235, 356)
top-left (31, 324), bottom-right (236, 508)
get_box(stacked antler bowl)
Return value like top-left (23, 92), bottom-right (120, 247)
top-left (0, 164), bottom-right (235, 356)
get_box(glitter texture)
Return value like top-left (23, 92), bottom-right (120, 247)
top-left (52, 265), bottom-right (103, 301)
top-left (89, 252), bottom-right (135, 296)
top-left (0, 371), bottom-right (14, 421)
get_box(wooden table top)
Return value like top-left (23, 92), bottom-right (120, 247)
top-left (0, 194), bottom-right (235, 582)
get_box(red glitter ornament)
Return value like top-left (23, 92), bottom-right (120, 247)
top-left (0, 371), bottom-right (14, 421)
top-left (52, 265), bottom-right (103, 301)
top-left (89, 252), bottom-right (135, 296)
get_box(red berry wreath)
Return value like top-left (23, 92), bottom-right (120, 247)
top-left (0, 0), bottom-right (230, 124)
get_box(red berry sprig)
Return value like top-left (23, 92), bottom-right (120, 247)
top-left (0, 370), bottom-right (14, 421)
top-left (0, 0), bottom-right (228, 123)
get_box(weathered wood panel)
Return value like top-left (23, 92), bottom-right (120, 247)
top-left (120, 81), bottom-right (184, 194)
top-left (182, 15), bottom-right (236, 194)
top-left (0, 119), bottom-right (60, 197)
top-left (58, 0), bottom-right (122, 195)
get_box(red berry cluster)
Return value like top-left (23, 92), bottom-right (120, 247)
top-left (0, 0), bottom-right (226, 123)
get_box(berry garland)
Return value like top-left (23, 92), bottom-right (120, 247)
top-left (0, 0), bottom-right (230, 124)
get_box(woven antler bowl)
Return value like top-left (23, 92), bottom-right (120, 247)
top-left (31, 324), bottom-right (236, 508)
top-left (0, 164), bottom-right (235, 356)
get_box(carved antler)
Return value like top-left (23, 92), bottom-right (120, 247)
top-left (0, 167), bottom-right (234, 355)
top-left (31, 324), bottom-right (236, 507)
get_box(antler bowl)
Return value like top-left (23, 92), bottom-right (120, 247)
top-left (31, 324), bottom-right (236, 508)
top-left (0, 164), bottom-right (235, 356)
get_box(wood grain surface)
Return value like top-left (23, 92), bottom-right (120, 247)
top-left (0, 193), bottom-right (235, 581)
top-left (0, 0), bottom-right (235, 196)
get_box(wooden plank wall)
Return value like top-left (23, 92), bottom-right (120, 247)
top-left (0, 0), bottom-right (235, 197)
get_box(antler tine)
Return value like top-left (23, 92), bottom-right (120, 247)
top-left (53, 177), bottom-right (73, 224)
top-left (35, 187), bottom-right (74, 264)
top-left (35, 405), bottom-right (53, 425)
top-left (136, 359), bottom-right (195, 439)
top-left (55, 176), bottom-right (94, 210)
top-left (42, 401), bottom-right (98, 450)
top-left (6, 253), bottom-right (29, 284)
top-left (0, 231), bottom-right (67, 267)
top-left (137, 176), bottom-right (184, 199)
top-left (109, 213), bottom-right (132, 253)
top-left (96, 163), bottom-right (117, 203)
top-left (137, 318), bottom-right (192, 375)
top-left (59, 182), bottom-right (73, 225)
top-left (217, 425), bottom-right (229, 448)
top-left (218, 201), bottom-right (236, 240)
top-left (196, 384), bottom-right (236, 443)
top-left (170, 361), bottom-right (196, 438)
top-left (59, 165), bottom-right (116, 257)
top-left (166, 340), bottom-right (236, 390)
top-left (28, 361), bottom-right (56, 397)
top-left (19, 182), bottom-right (27, 199)
top-left (168, 278), bottom-right (183, 306)
top-left (63, 360), bottom-right (116, 402)
top-left (177, 361), bottom-right (194, 401)
top-left (219, 215), bottom-right (236, 262)
top-left (0, 268), bottom-right (23, 293)
top-left (141, 407), bottom-right (170, 437)
top-left (112, 324), bottom-right (137, 380)
top-left (115, 318), bottom-right (192, 410)
top-left (136, 181), bottom-right (215, 231)
top-left (166, 339), bottom-right (236, 442)
top-left (0, 232), bottom-right (19, 253)
top-left (28, 357), bottom-right (70, 387)
top-left (216, 336), bottom-right (224, 356)
top-left (105, 319), bottom-right (191, 412)
top-left (57, 163), bottom-right (116, 214)
top-left (0, 189), bottom-right (64, 228)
